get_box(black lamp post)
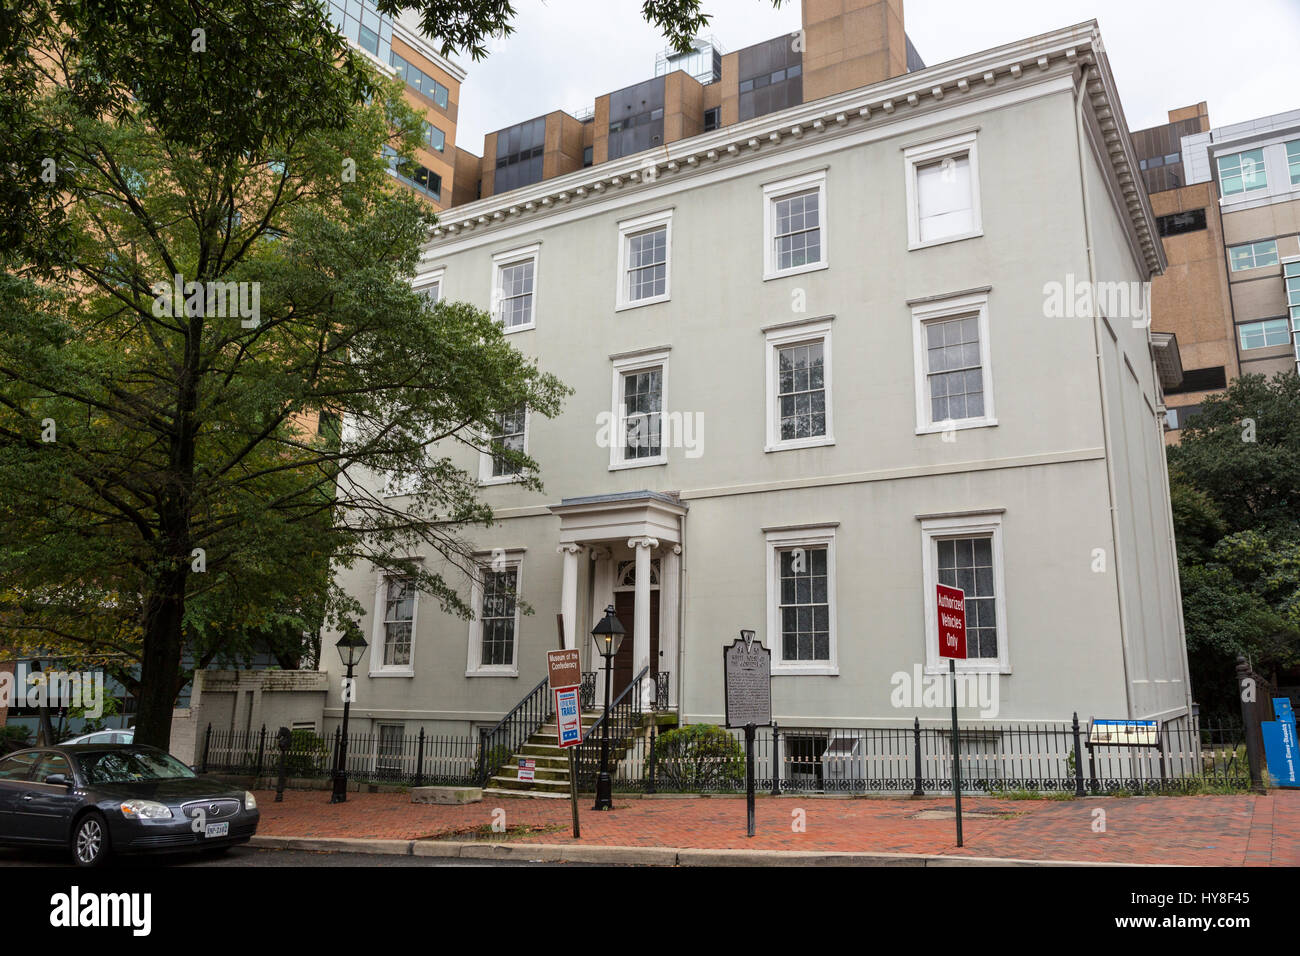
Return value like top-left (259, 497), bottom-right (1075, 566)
top-left (331, 623), bottom-right (368, 804)
top-left (591, 604), bottom-right (625, 811)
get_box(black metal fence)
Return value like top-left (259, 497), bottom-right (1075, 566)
top-left (198, 713), bottom-right (1248, 795)
top-left (587, 715), bottom-right (1248, 795)
top-left (200, 725), bottom-right (477, 787)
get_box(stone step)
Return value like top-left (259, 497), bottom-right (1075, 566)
top-left (480, 787), bottom-right (571, 800)
top-left (489, 775), bottom-right (571, 793)
top-left (494, 766), bottom-right (569, 782)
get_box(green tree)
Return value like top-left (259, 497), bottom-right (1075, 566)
top-left (1169, 374), bottom-right (1300, 712)
top-left (0, 0), bottom-right (568, 747)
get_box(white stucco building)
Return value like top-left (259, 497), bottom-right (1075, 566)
top-left (321, 20), bottom-right (1192, 753)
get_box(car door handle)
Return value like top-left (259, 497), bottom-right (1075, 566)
top-left (21, 794), bottom-right (34, 801)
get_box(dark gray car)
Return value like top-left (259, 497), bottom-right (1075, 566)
top-left (0, 744), bottom-right (259, 866)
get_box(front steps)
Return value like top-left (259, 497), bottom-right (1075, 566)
top-left (481, 712), bottom-right (602, 799)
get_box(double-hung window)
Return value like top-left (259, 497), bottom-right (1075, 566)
top-left (921, 513), bottom-right (1008, 673)
top-left (467, 553), bottom-right (522, 676)
top-left (492, 244), bottom-right (539, 332)
top-left (904, 131), bottom-right (982, 249)
top-left (371, 574), bottom-right (417, 675)
top-left (911, 291), bottom-right (996, 433)
top-left (766, 526), bottom-right (838, 675)
top-left (1288, 142), bottom-right (1300, 187)
top-left (763, 170), bottom-right (828, 280)
top-left (764, 318), bottom-right (834, 451)
top-left (1218, 148), bottom-right (1267, 196)
top-left (616, 210), bottom-right (672, 309)
top-left (609, 350), bottom-right (669, 469)
top-left (413, 267), bottom-right (443, 304)
top-left (480, 403), bottom-right (527, 483)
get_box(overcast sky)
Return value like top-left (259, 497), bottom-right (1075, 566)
top-left (447, 0), bottom-right (1300, 153)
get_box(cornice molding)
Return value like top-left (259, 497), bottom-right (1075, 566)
top-left (419, 21), bottom-right (1160, 277)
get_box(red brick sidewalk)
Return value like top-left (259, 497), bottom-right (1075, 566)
top-left (252, 788), bottom-right (1300, 865)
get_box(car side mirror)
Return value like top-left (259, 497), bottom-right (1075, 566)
top-left (44, 773), bottom-right (72, 787)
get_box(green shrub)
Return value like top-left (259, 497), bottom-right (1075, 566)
top-left (653, 724), bottom-right (745, 792)
top-left (284, 729), bottom-right (329, 776)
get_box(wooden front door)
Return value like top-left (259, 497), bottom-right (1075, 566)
top-left (612, 590), bottom-right (659, 698)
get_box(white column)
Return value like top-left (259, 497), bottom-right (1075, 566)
top-left (557, 543), bottom-right (584, 650)
top-left (660, 545), bottom-right (681, 710)
top-left (589, 547), bottom-right (614, 631)
top-left (628, 536), bottom-right (658, 708)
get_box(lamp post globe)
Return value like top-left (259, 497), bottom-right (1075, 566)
top-left (331, 623), bottom-right (368, 804)
top-left (591, 605), bottom-right (625, 810)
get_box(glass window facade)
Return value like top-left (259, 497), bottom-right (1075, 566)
top-left (325, 0), bottom-right (392, 63)
top-left (391, 50), bottom-right (450, 110)
top-left (1218, 148), bottom-right (1267, 195)
top-left (737, 36), bottom-right (802, 122)
top-left (494, 117), bottom-right (546, 193)
top-left (1238, 318), bottom-right (1290, 350)
top-left (1228, 240), bottom-right (1278, 271)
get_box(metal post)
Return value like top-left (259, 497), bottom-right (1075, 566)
top-left (276, 728), bottom-right (289, 803)
top-left (331, 659), bottom-right (355, 803)
top-left (745, 722), bottom-right (756, 838)
top-left (912, 716), bottom-right (924, 796)
top-left (568, 747), bottom-right (581, 838)
top-left (949, 658), bottom-right (963, 848)
top-left (770, 722), bottom-right (781, 796)
top-left (200, 723), bottom-right (212, 774)
top-left (594, 651), bottom-right (614, 810)
top-left (415, 727), bottom-right (425, 788)
top-left (1071, 712), bottom-right (1086, 797)
top-left (255, 725), bottom-right (267, 778)
top-left (646, 721), bottom-right (658, 794)
top-left (1237, 655), bottom-right (1265, 791)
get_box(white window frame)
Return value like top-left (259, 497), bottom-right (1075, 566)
top-left (765, 525), bottom-right (838, 676)
top-left (413, 266), bottom-right (444, 304)
top-left (478, 404), bottom-right (530, 486)
top-left (369, 570), bottom-right (419, 678)
top-left (609, 350), bottom-right (669, 470)
top-left (491, 243), bottom-right (540, 333)
top-left (616, 209), bottom-right (673, 310)
top-left (764, 318), bottom-right (834, 452)
top-left (762, 169), bottom-right (829, 281)
top-left (920, 513), bottom-right (1009, 675)
top-left (466, 551), bottom-right (524, 677)
top-left (911, 290), bottom-right (997, 434)
top-left (374, 722), bottom-right (406, 774)
top-left (904, 131), bottom-right (983, 250)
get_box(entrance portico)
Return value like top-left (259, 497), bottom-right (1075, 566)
top-left (549, 491), bottom-right (687, 709)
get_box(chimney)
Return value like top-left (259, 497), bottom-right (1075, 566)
top-left (800, 0), bottom-right (908, 102)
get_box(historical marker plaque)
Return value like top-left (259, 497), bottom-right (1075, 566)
top-left (724, 635), bottom-right (772, 729)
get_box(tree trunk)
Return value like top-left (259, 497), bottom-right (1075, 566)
top-left (133, 569), bottom-right (188, 750)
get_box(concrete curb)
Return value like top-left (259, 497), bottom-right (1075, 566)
top-left (249, 835), bottom-right (1151, 867)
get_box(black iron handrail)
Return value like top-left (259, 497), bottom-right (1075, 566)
top-left (576, 666), bottom-right (648, 788)
top-left (477, 674), bottom-right (550, 785)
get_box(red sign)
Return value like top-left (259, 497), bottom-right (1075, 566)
top-left (936, 584), bottom-right (967, 659)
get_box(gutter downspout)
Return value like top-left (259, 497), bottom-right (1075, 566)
top-left (676, 509), bottom-right (687, 721)
top-left (1074, 60), bottom-right (1135, 718)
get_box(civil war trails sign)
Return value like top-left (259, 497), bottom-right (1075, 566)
top-left (724, 635), bottom-right (772, 729)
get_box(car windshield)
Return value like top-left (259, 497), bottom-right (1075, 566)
top-left (76, 750), bottom-right (196, 784)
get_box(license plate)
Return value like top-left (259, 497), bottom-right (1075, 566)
top-left (205, 822), bottom-right (229, 838)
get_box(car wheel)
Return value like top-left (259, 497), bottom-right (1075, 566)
top-left (71, 812), bottom-right (110, 868)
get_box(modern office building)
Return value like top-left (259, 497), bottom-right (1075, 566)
top-left (1133, 103), bottom-right (1300, 437)
top-left (325, 0), bottom-right (468, 209)
top-left (451, 0), bottom-right (928, 203)
top-left (323, 9), bottom-right (1191, 767)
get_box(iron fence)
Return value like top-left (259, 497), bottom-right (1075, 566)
top-left (200, 725), bottom-right (478, 787)
top-left (198, 713), bottom-right (1248, 795)
top-left (594, 715), bottom-right (1248, 795)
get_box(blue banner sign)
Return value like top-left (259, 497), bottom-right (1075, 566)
top-left (1263, 698), bottom-right (1299, 788)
